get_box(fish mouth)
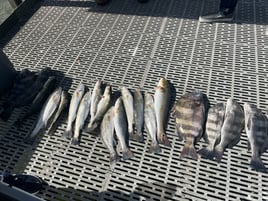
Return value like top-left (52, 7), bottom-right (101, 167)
top-left (158, 78), bottom-right (167, 88)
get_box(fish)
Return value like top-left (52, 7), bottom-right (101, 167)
top-left (171, 90), bottom-right (206, 160)
top-left (101, 106), bottom-right (120, 165)
top-left (17, 67), bottom-right (53, 106)
top-left (63, 83), bottom-right (85, 139)
top-left (72, 90), bottom-right (91, 145)
top-left (144, 93), bottom-right (161, 153)
top-left (0, 69), bottom-right (36, 121)
top-left (15, 76), bottom-right (57, 126)
top-left (244, 103), bottom-right (268, 172)
top-left (132, 89), bottom-right (144, 142)
top-left (46, 90), bottom-right (68, 136)
top-left (213, 98), bottom-right (244, 162)
top-left (87, 85), bottom-right (111, 132)
top-left (154, 78), bottom-right (171, 147)
top-left (90, 80), bottom-right (102, 120)
top-left (24, 87), bottom-right (62, 144)
top-left (199, 103), bottom-right (225, 159)
top-left (121, 86), bottom-right (134, 138)
top-left (113, 97), bottom-right (134, 160)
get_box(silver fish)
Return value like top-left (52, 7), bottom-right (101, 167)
top-left (101, 106), bottom-right (120, 165)
top-left (154, 78), bottom-right (171, 147)
top-left (244, 103), bottom-right (268, 172)
top-left (132, 89), bottom-right (144, 142)
top-left (64, 83), bottom-right (85, 139)
top-left (144, 93), bottom-right (161, 153)
top-left (214, 98), bottom-right (244, 162)
top-left (15, 76), bottom-right (57, 126)
top-left (46, 90), bottom-right (68, 135)
top-left (90, 80), bottom-right (102, 120)
top-left (114, 97), bottom-right (134, 160)
top-left (24, 87), bottom-right (62, 144)
top-left (72, 90), bottom-right (91, 145)
top-left (171, 90), bottom-right (206, 160)
top-left (121, 86), bottom-right (134, 137)
top-left (87, 85), bottom-right (110, 131)
top-left (199, 103), bottom-right (225, 159)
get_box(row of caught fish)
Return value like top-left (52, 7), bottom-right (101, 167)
top-left (172, 90), bottom-right (268, 172)
top-left (60, 78), bottom-right (172, 163)
top-left (20, 74), bottom-right (268, 172)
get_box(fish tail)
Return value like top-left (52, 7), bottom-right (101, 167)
top-left (71, 137), bottom-right (79, 145)
top-left (24, 134), bottom-right (36, 145)
top-left (180, 144), bottom-right (198, 160)
top-left (250, 157), bottom-right (267, 172)
top-left (63, 129), bottom-right (73, 139)
top-left (213, 148), bottom-right (224, 162)
top-left (0, 106), bottom-right (13, 121)
top-left (158, 132), bottom-right (171, 147)
top-left (198, 147), bottom-right (214, 160)
top-left (86, 122), bottom-right (98, 132)
top-left (130, 131), bottom-right (144, 143)
top-left (149, 142), bottom-right (161, 154)
top-left (110, 153), bottom-right (120, 165)
top-left (122, 148), bottom-right (134, 160)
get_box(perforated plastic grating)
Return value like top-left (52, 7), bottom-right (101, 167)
top-left (1, 0), bottom-right (268, 200)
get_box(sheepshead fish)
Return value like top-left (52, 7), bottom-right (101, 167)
top-left (90, 80), bottom-right (102, 120)
top-left (64, 83), bottom-right (85, 139)
top-left (154, 78), bottom-right (171, 147)
top-left (87, 85), bottom-right (110, 131)
top-left (133, 89), bottom-right (144, 142)
top-left (214, 98), bottom-right (244, 162)
top-left (46, 90), bottom-right (68, 136)
top-left (15, 76), bottom-right (57, 126)
top-left (199, 103), bottom-right (225, 159)
top-left (144, 93), bottom-right (161, 153)
top-left (101, 107), bottom-right (120, 165)
top-left (72, 90), bottom-right (91, 145)
top-left (114, 97), bottom-right (134, 160)
top-left (121, 86), bottom-right (134, 138)
top-left (24, 87), bottom-right (62, 144)
top-left (244, 103), bottom-right (268, 172)
top-left (172, 90), bottom-right (206, 160)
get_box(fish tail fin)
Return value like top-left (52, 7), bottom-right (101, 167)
top-left (110, 153), bottom-right (120, 165)
top-left (71, 137), bottom-right (79, 145)
top-left (24, 134), bottom-right (36, 145)
top-left (198, 147), bottom-right (214, 160)
top-left (0, 106), bottom-right (13, 121)
top-left (63, 129), bottom-right (73, 139)
top-left (158, 132), bottom-right (171, 147)
top-left (213, 147), bottom-right (224, 162)
top-left (149, 142), bottom-right (161, 154)
top-left (122, 148), bottom-right (134, 160)
top-left (180, 144), bottom-right (198, 160)
top-left (250, 157), bottom-right (267, 172)
top-left (86, 122), bottom-right (98, 132)
top-left (130, 131), bottom-right (144, 143)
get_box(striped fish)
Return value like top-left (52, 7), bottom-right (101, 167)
top-left (244, 103), bottom-right (268, 172)
top-left (199, 103), bottom-right (225, 159)
top-left (213, 98), bottom-right (244, 162)
top-left (172, 90), bottom-right (206, 160)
